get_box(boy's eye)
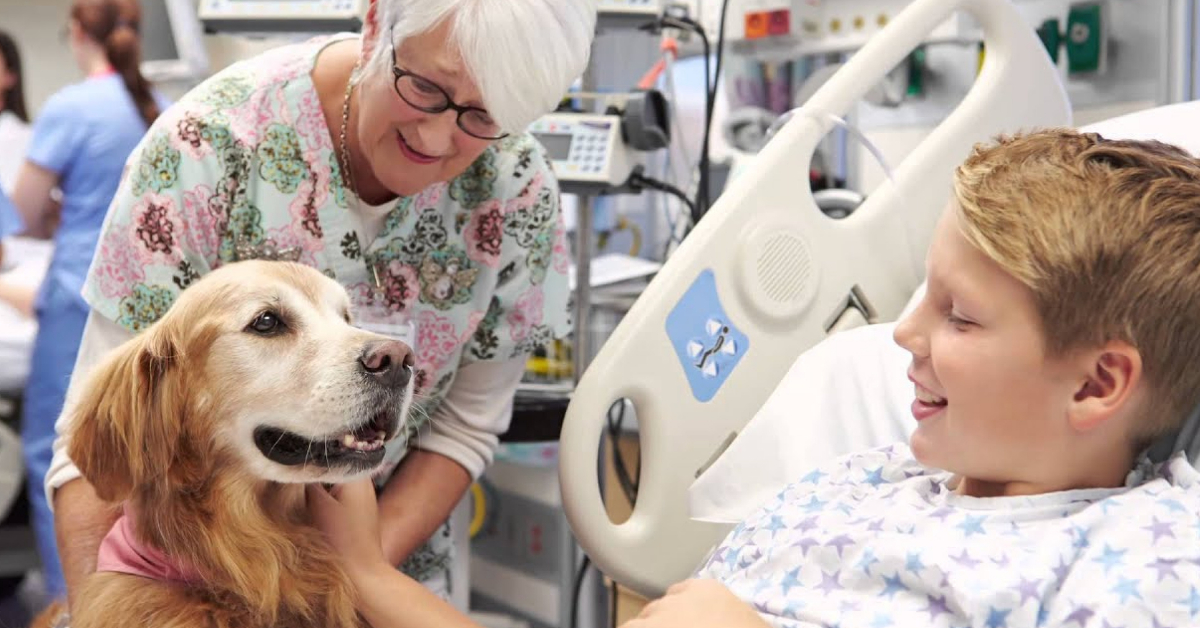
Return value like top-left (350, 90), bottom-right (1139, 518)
top-left (946, 313), bottom-right (973, 329)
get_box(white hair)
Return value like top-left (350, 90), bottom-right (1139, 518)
top-left (367, 0), bottom-right (598, 133)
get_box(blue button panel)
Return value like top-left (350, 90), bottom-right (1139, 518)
top-left (665, 270), bottom-right (749, 402)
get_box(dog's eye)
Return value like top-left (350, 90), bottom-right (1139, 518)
top-left (248, 312), bottom-right (284, 335)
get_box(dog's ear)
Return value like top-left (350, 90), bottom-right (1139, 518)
top-left (68, 321), bottom-right (186, 502)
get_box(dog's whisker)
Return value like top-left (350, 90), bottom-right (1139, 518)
top-left (267, 430), bottom-right (287, 460)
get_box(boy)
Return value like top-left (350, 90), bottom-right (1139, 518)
top-left (626, 129), bottom-right (1200, 627)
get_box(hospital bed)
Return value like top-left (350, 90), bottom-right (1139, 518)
top-left (558, 0), bottom-right (1200, 599)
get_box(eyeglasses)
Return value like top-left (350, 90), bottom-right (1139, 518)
top-left (389, 31), bottom-right (508, 141)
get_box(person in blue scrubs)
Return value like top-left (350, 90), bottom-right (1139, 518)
top-left (7, 0), bottom-right (168, 598)
top-left (0, 29), bottom-right (31, 263)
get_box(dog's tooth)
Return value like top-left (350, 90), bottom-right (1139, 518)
top-left (342, 433), bottom-right (355, 447)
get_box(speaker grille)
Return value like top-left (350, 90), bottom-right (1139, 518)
top-left (756, 233), bottom-right (812, 303)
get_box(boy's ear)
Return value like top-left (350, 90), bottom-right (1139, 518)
top-left (1067, 341), bottom-right (1142, 432)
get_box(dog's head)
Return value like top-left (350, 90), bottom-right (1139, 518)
top-left (69, 260), bottom-right (415, 501)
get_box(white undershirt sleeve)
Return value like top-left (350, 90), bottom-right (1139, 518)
top-left (44, 310), bottom-right (133, 510)
top-left (412, 357), bottom-right (527, 479)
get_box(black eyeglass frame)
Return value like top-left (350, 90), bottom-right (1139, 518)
top-left (388, 29), bottom-right (509, 141)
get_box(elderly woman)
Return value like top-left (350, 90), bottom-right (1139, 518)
top-left (48, 0), bottom-right (597, 613)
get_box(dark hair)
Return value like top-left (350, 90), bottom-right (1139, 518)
top-left (0, 30), bottom-right (29, 122)
top-left (71, 0), bottom-right (159, 128)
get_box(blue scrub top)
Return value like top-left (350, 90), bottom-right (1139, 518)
top-left (25, 74), bottom-right (170, 308)
top-left (0, 185), bottom-right (20, 240)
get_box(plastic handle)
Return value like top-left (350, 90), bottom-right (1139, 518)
top-left (559, 0), bottom-right (1068, 598)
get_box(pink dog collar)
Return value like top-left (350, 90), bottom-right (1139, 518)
top-left (96, 509), bottom-right (199, 584)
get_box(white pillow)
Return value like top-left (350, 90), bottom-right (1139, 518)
top-left (689, 322), bottom-right (913, 523)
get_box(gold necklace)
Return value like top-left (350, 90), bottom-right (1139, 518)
top-left (337, 66), bottom-right (386, 295)
top-left (338, 67), bottom-right (358, 198)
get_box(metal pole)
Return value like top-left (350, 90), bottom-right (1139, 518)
top-left (560, 193), bottom-right (594, 628)
top-left (1164, 0), bottom-right (1193, 104)
top-left (573, 196), bottom-right (594, 384)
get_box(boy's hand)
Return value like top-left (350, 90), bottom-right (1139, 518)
top-left (307, 479), bottom-right (390, 579)
top-left (621, 579), bottom-right (770, 628)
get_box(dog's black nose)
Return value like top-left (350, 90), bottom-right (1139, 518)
top-left (359, 340), bottom-right (414, 389)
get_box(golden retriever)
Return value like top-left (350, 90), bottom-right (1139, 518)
top-left (36, 260), bottom-right (415, 628)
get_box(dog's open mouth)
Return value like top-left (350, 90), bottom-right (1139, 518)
top-left (253, 409), bottom-right (400, 469)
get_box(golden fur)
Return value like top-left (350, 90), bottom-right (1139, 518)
top-left (33, 260), bottom-right (415, 628)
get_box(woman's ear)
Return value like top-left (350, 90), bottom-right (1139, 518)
top-left (359, 0), bottom-right (382, 65)
top-left (1067, 341), bottom-right (1142, 433)
top-left (67, 322), bottom-right (184, 502)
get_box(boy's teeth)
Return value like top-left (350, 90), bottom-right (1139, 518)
top-left (915, 387), bottom-right (946, 404)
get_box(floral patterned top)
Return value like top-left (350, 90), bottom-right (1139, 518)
top-left (83, 35), bottom-right (572, 458)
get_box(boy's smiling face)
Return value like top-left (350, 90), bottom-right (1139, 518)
top-left (893, 203), bottom-right (1084, 496)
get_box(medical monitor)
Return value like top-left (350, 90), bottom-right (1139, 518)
top-left (139, 0), bottom-right (210, 83)
top-left (199, 0), bottom-right (368, 34)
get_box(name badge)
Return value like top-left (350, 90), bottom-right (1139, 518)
top-left (355, 301), bottom-right (416, 350)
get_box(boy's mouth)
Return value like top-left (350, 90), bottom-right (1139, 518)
top-left (915, 387), bottom-right (947, 406)
top-left (911, 380), bottom-right (947, 421)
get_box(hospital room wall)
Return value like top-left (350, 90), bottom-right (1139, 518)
top-left (853, 0), bottom-right (1188, 193)
top-left (0, 0), bottom-right (288, 117)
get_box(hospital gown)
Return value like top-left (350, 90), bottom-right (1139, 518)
top-left (696, 444), bottom-right (1200, 627)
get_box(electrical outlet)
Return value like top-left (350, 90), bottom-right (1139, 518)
top-left (1065, 1), bottom-right (1107, 75)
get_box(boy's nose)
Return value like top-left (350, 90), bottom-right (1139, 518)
top-left (893, 307), bottom-right (929, 358)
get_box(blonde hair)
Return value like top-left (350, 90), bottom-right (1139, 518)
top-left (953, 128), bottom-right (1200, 442)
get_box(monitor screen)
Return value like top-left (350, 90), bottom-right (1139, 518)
top-left (139, 0), bottom-right (209, 82)
top-left (534, 133), bottom-right (574, 161)
top-left (140, 0), bottom-right (181, 64)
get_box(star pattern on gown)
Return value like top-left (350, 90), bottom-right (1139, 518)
top-left (690, 446), bottom-right (1200, 628)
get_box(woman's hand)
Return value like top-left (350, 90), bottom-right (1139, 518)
top-left (307, 479), bottom-right (391, 580)
top-left (621, 579), bottom-right (770, 628)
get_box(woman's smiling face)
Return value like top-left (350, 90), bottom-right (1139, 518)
top-left (355, 20), bottom-right (497, 197)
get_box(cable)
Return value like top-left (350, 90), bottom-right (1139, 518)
top-left (603, 399), bottom-right (640, 628)
top-left (595, 216), bottom-right (643, 257)
top-left (672, 1), bottom-right (729, 220)
top-left (628, 169), bottom-right (697, 260)
top-left (645, 15), bottom-right (708, 225)
top-left (610, 578), bottom-right (620, 628)
top-left (571, 554), bottom-right (593, 628)
top-left (629, 169), bottom-right (698, 227)
top-left (703, 0), bottom-right (731, 218)
top-left (710, 0), bottom-right (732, 133)
top-left (607, 399), bottom-right (639, 505)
